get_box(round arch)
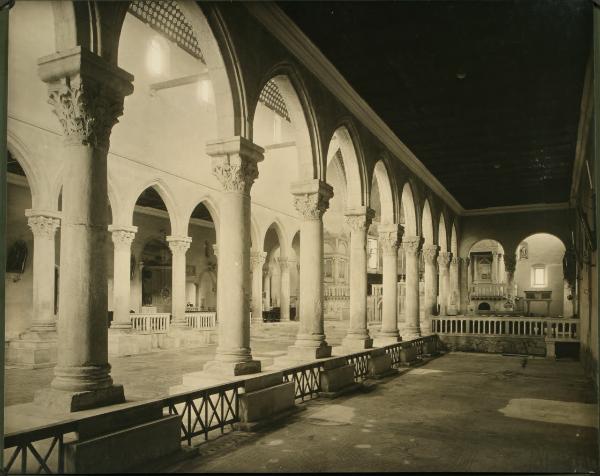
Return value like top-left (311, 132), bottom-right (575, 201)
top-left (251, 65), bottom-right (323, 181)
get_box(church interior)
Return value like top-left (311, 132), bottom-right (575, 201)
top-left (1, 0), bottom-right (599, 473)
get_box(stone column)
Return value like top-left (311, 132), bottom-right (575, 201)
top-left (403, 235), bottom-right (422, 339)
top-left (250, 251), bottom-right (266, 323)
top-left (421, 244), bottom-right (439, 335)
top-left (460, 257), bottom-right (470, 314)
top-left (108, 225), bottom-right (137, 329)
top-left (204, 137), bottom-right (264, 375)
top-left (505, 255), bottom-right (517, 304)
top-left (498, 253), bottom-right (505, 283)
top-left (342, 207), bottom-right (375, 350)
top-left (448, 256), bottom-right (459, 315)
top-left (438, 251), bottom-right (452, 316)
top-left (263, 270), bottom-right (271, 309)
top-left (25, 210), bottom-right (61, 332)
top-left (167, 236), bottom-right (191, 327)
top-left (35, 47), bottom-right (133, 411)
top-left (278, 257), bottom-right (291, 321)
top-left (491, 251), bottom-right (498, 283)
top-left (137, 260), bottom-right (144, 311)
top-left (288, 179), bottom-right (333, 360)
top-left (374, 223), bottom-right (403, 346)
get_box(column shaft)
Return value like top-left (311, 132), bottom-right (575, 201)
top-left (422, 244), bottom-right (439, 335)
top-left (250, 252), bottom-right (266, 323)
top-left (342, 208), bottom-right (374, 350)
top-left (279, 258), bottom-right (291, 321)
top-left (167, 236), bottom-right (191, 327)
top-left (109, 225), bottom-right (136, 329)
top-left (438, 252), bottom-right (452, 316)
top-left (403, 236), bottom-right (421, 339)
top-left (204, 137), bottom-right (263, 375)
top-left (288, 179), bottom-right (333, 360)
top-left (26, 211), bottom-right (60, 331)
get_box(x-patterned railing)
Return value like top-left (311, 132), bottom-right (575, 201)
top-left (282, 361), bottom-right (324, 401)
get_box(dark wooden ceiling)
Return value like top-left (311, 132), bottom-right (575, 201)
top-left (278, 0), bottom-right (591, 209)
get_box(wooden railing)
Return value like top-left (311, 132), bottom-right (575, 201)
top-left (432, 316), bottom-right (578, 341)
top-left (185, 312), bottom-right (217, 330)
top-left (130, 313), bottom-right (170, 333)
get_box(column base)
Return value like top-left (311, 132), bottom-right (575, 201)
top-left (402, 326), bottom-right (421, 340)
top-left (373, 334), bottom-right (401, 347)
top-left (34, 385), bottom-right (125, 413)
top-left (29, 321), bottom-right (57, 332)
top-left (203, 359), bottom-right (261, 377)
top-left (286, 342), bottom-right (332, 361)
top-left (340, 334), bottom-right (373, 352)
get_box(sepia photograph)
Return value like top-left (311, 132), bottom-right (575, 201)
top-left (0, 0), bottom-right (598, 473)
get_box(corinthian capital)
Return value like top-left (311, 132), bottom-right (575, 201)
top-left (402, 235), bottom-right (421, 256)
top-left (422, 244), bottom-right (439, 265)
top-left (38, 47), bottom-right (134, 150)
top-left (167, 235), bottom-right (192, 255)
top-left (437, 251), bottom-right (452, 269)
top-left (291, 179), bottom-right (333, 221)
top-left (206, 137), bottom-right (264, 194)
top-left (344, 207), bottom-right (375, 232)
top-left (108, 224), bottom-right (138, 249)
top-left (250, 251), bottom-right (267, 269)
top-left (378, 223), bottom-right (403, 256)
top-left (26, 209), bottom-right (61, 240)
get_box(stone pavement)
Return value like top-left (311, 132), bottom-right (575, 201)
top-left (164, 352), bottom-right (598, 473)
top-left (4, 321), bottom-right (351, 407)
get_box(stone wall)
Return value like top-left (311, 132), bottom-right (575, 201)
top-left (439, 335), bottom-right (546, 356)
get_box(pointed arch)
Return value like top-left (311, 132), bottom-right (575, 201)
top-left (372, 160), bottom-right (397, 224)
top-left (184, 195), bottom-right (220, 244)
top-left (450, 223), bottom-right (458, 255)
top-left (401, 181), bottom-right (418, 236)
top-left (422, 199), bottom-right (434, 245)
top-left (7, 131), bottom-right (44, 209)
top-left (251, 64), bottom-right (323, 181)
top-left (126, 179), bottom-right (179, 234)
top-left (438, 212), bottom-right (448, 251)
top-left (326, 122), bottom-right (368, 209)
top-left (262, 218), bottom-right (289, 257)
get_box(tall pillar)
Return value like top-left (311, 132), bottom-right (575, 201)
top-left (448, 256), bottom-right (459, 315)
top-left (26, 210), bottom-right (61, 332)
top-left (505, 255), bottom-right (517, 305)
top-left (250, 251), bottom-right (266, 323)
top-left (403, 235), bottom-right (422, 339)
top-left (438, 251), bottom-right (452, 316)
top-left (374, 223), bottom-right (403, 346)
top-left (498, 253), bottom-right (505, 283)
top-left (204, 137), bottom-right (264, 375)
top-left (287, 179), bottom-right (333, 360)
top-left (278, 257), bottom-right (291, 321)
top-left (35, 47), bottom-right (133, 411)
top-left (491, 251), bottom-right (498, 283)
top-left (460, 257), bottom-right (470, 314)
top-left (108, 225), bottom-right (137, 329)
top-left (167, 236), bottom-right (191, 327)
top-left (342, 207), bottom-right (375, 350)
top-left (263, 270), bottom-right (271, 309)
top-left (421, 244), bottom-right (439, 335)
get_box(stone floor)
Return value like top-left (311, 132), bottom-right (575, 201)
top-left (4, 321), bottom-right (352, 407)
top-left (163, 352), bottom-right (598, 473)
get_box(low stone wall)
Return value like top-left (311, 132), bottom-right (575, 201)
top-left (438, 335), bottom-right (546, 356)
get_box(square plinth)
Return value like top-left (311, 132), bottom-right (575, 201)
top-left (34, 385), bottom-right (125, 413)
top-left (203, 359), bottom-right (262, 377)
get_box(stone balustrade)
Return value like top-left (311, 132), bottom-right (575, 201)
top-left (432, 316), bottom-right (578, 341)
top-left (470, 283), bottom-right (514, 300)
top-left (130, 313), bottom-right (171, 333)
top-left (185, 312), bottom-right (217, 330)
